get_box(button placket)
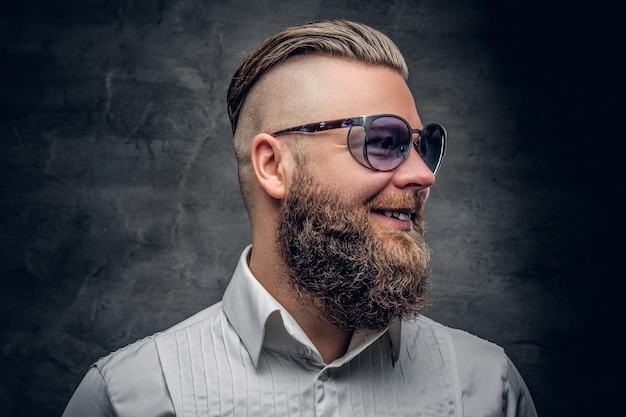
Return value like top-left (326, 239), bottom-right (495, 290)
top-left (318, 370), bottom-right (329, 382)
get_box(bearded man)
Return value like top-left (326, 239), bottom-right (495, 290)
top-left (63, 19), bottom-right (537, 417)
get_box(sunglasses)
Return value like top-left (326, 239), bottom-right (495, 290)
top-left (271, 114), bottom-right (446, 175)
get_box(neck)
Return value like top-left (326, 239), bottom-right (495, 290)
top-left (248, 245), bottom-right (352, 364)
top-left (288, 302), bottom-right (353, 364)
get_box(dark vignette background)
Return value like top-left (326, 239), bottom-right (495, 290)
top-left (0, 0), bottom-right (621, 416)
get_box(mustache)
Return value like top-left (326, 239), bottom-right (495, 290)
top-left (366, 191), bottom-right (426, 229)
top-left (367, 193), bottom-right (423, 212)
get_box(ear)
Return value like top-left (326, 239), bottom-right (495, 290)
top-left (250, 133), bottom-right (292, 200)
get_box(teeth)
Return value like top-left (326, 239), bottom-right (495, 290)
top-left (383, 210), bottom-right (411, 221)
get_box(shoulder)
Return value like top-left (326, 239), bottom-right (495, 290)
top-left (87, 303), bottom-right (227, 416)
top-left (403, 316), bottom-right (509, 389)
top-left (407, 315), bottom-right (506, 362)
top-left (405, 316), bottom-right (537, 416)
top-left (93, 302), bottom-right (228, 390)
top-left (96, 301), bottom-right (227, 371)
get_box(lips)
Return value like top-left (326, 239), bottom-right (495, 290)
top-left (369, 193), bottom-right (419, 224)
top-left (373, 209), bottom-right (414, 221)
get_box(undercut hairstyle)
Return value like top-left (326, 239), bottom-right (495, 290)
top-left (227, 19), bottom-right (408, 134)
top-left (226, 19), bottom-right (409, 214)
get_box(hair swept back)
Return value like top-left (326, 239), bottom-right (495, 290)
top-left (226, 19), bottom-right (409, 134)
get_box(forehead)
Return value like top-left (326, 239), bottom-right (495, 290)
top-left (257, 55), bottom-right (420, 128)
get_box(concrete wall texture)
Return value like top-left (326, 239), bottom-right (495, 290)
top-left (0, 1), bottom-right (620, 416)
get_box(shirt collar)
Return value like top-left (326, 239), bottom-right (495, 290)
top-left (223, 245), bottom-right (401, 367)
top-left (222, 245), bottom-right (278, 367)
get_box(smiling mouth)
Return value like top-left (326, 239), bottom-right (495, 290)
top-left (374, 209), bottom-right (414, 221)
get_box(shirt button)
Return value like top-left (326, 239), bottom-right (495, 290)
top-left (319, 371), bottom-right (329, 382)
top-left (303, 346), bottom-right (312, 356)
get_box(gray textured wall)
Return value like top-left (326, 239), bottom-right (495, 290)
top-left (0, 1), bottom-right (619, 416)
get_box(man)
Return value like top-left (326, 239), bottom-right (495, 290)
top-left (63, 19), bottom-right (537, 416)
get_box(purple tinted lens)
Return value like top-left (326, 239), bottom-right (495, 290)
top-left (364, 117), bottom-right (410, 170)
top-left (417, 124), bottom-right (444, 173)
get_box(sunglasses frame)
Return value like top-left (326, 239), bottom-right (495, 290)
top-left (271, 114), bottom-right (446, 175)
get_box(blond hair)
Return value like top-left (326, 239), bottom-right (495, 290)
top-left (227, 19), bottom-right (408, 133)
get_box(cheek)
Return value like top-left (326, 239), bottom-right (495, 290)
top-left (329, 173), bottom-right (394, 206)
top-left (306, 141), bottom-right (393, 199)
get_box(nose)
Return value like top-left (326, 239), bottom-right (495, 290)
top-left (391, 144), bottom-right (436, 190)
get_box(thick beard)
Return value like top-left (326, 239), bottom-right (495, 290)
top-left (276, 166), bottom-right (431, 332)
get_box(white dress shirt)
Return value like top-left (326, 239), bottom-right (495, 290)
top-left (63, 245), bottom-right (537, 417)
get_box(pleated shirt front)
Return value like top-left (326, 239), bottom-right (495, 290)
top-left (63, 245), bottom-right (537, 417)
